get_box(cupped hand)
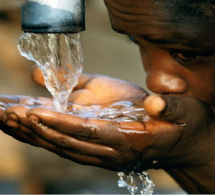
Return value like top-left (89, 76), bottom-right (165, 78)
top-left (0, 94), bottom-right (53, 144)
top-left (1, 72), bottom-right (150, 171)
top-left (2, 71), bottom-right (215, 174)
top-left (32, 66), bottom-right (147, 106)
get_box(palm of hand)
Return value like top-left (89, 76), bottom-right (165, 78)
top-left (69, 74), bottom-right (147, 106)
top-left (32, 66), bottom-right (147, 106)
top-left (0, 72), bottom-right (187, 172)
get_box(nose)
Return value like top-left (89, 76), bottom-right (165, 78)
top-left (146, 70), bottom-right (188, 95)
top-left (142, 49), bottom-right (188, 95)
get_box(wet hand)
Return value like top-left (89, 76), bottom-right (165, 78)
top-left (2, 73), bottom-right (214, 172)
top-left (143, 95), bottom-right (215, 168)
top-left (32, 66), bottom-right (147, 106)
top-left (0, 94), bottom-right (53, 145)
top-left (0, 96), bottom-right (199, 172)
top-left (5, 95), bottom-right (215, 172)
top-left (3, 100), bottom-right (174, 172)
top-left (1, 74), bottom-right (149, 171)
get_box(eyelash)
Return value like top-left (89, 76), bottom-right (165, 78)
top-left (170, 50), bottom-right (199, 64)
top-left (127, 36), bottom-right (209, 65)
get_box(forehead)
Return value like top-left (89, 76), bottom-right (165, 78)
top-left (104, 0), bottom-right (212, 27)
top-left (104, 0), bottom-right (212, 17)
top-left (104, 0), bottom-right (215, 47)
top-left (104, 0), bottom-right (169, 21)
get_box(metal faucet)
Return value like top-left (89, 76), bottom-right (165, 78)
top-left (21, 0), bottom-right (86, 33)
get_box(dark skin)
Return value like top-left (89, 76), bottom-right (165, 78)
top-left (1, 0), bottom-right (215, 193)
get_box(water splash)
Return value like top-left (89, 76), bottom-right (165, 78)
top-left (118, 171), bottom-right (155, 195)
top-left (67, 101), bottom-right (150, 122)
top-left (17, 32), bottom-right (154, 195)
top-left (18, 33), bottom-right (83, 112)
top-left (68, 100), bottom-right (155, 195)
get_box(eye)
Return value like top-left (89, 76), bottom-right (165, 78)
top-left (171, 50), bottom-right (198, 63)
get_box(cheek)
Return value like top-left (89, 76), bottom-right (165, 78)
top-left (139, 46), bottom-right (215, 106)
top-left (185, 68), bottom-right (215, 105)
top-left (195, 82), bottom-right (215, 104)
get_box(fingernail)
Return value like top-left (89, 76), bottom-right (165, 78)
top-left (3, 113), bottom-right (19, 128)
top-left (7, 113), bottom-right (18, 122)
top-left (5, 120), bottom-right (19, 129)
top-left (0, 108), bottom-right (5, 121)
top-left (28, 115), bottom-right (40, 123)
top-left (143, 95), bottom-right (166, 117)
top-left (3, 114), bottom-right (7, 123)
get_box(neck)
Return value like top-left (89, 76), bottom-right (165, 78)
top-left (165, 162), bottom-right (215, 193)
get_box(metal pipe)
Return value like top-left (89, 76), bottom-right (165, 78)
top-left (21, 0), bottom-right (85, 33)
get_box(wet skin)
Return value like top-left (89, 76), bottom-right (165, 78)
top-left (1, 0), bottom-right (215, 193)
top-left (103, 1), bottom-right (215, 192)
top-left (104, 0), bottom-right (215, 108)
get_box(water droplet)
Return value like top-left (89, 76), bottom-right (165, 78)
top-left (117, 171), bottom-right (155, 195)
top-left (127, 173), bottom-right (139, 195)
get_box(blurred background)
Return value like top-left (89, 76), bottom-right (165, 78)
top-left (0, 0), bottom-right (185, 194)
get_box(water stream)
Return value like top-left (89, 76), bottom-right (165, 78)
top-left (18, 33), bottom-right (83, 112)
top-left (17, 32), bottom-right (155, 195)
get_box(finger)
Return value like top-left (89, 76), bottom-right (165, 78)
top-left (41, 145), bottom-right (103, 168)
top-left (27, 119), bottom-right (121, 159)
top-left (26, 107), bottom-right (153, 151)
top-left (23, 97), bottom-right (53, 107)
top-left (4, 106), bottom-right (90, 137)
top-left (0, 94), bottom-right (34, 105)
top-left (144, 94), bottom-right (207, 124)
top-left (31, 71), bottom-right (94, 95)
top-left (0, 94), bottom-right (19, 104)
top-left (74, 73), bottom-right (94, 89)
top-left (2, 106), bottom-right (126, 170)
top-left (31, 66), bottom-right (45, 87)
top-left (69, 89), bottom-right (97, 105)
top-left (26, 132), bottom-right (105, 168)
top-left (4, 105), bottom-right (28, 122)
top-left (0, 107), bottom-right (5, 121)
top-left (27, 107), bottom-right (96, 135)
top-left (9, 118), bottom-right (120, 170)
top-left (3, 105), bottom-right (36, 132)
top-left (0, 122), bottom-right (37, 146)
top-left (143, 94), bottom-right (166, 118)
top-left (1, 118), bottom-right (102, 166)
top-left (26, 108), bottom-right (125, 142)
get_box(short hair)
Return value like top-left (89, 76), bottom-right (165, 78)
top-left (151, 0), bottom-right (215, 23)
top-left (166, 0), bottom-right (215, 20)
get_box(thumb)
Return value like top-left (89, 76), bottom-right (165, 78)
top-left (143, 94), bottom-right (191, 123)
top-left (31, 66), bottom-right (45, 88)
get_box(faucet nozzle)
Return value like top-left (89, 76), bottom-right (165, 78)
top-left (21, 0), bottom-right (85, 33)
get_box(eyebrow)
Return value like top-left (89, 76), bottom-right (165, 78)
top-left (112, 25), bottom-right (203, 48)
top-left (111, 25), bottom-right (174, 44)
top-left (141, 34), bottom-right (177, 45)
top-left (142, 34), bottom-right (206, 48)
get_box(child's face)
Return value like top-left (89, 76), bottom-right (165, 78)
top-left (105, 0), bottom-right (215, 110)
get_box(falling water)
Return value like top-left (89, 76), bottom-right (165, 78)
top-left (17, 32), bottom-right (155, 195)
top-left (68, 100), bottom-right (155, 195)
top-left (18, 33), bottom-right (83, 112)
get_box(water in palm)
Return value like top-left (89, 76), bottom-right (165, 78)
top-left (17, 32), bottom-right (154, 195)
